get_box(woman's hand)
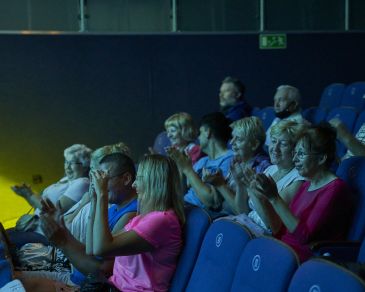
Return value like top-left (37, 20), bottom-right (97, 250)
top-left (166, 146), bottom-right (191, 172)
top-left (231, 161), bottom-right (255, 187)
top-left (40, 198), bottom-right (63, 224)
top-left (251, 174), bottom-right (280, 202)
top-left (202, 168), bottom-right (225, 187)
top-left (40, 214), bottom-right (67, 246)
top-left (11, 183), bottom-right (33, 199)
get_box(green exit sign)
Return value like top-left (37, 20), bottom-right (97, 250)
top-left (259, 34), bottom-right (287, 49)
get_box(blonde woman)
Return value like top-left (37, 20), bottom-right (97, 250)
top-left (88, 154), bottom-right (185, 291)
top-left (164, 112), bottom-right (204, 165)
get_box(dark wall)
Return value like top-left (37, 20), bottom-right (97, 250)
top-left (0, 32), bottom-right (364, 188)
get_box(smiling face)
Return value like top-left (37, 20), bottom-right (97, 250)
top-left (231, 128), bottom-right (257, 161)
top-left (293, 140), bottom-right (323, 178)
top-left (268, 133), bottom-right (294, 167)
top-left (64, 159), bottom-right (85, 180)
top-left (166, 125), bottom-right (185, 147)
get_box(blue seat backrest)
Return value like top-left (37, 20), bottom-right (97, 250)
top-left (0, 259), bottom-right (12, 288)
top-left (341, 82), bottom-right (365, 110)
top-left (230, 236), bottom-right (299, 292)
top-left (302, 107), bottom-right (327, 124)
top-left (288, 259), bottom-right (365, 292)
top-left (336, 156), bottom-right (365, 241)
top-left (185, 219), bottom-right (252, 292)
top-left (319, 83), bottom-right (345, 110)
top-left (256, 107), bottom-right (276, 131)
top-left (169, 207), bottom-right (211, 292)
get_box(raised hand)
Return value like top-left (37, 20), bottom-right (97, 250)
top-left (202, 168), bottom-right (225, 186)
top-left (40, 214), bottom-right (68, 246)
top-left (11, 183), bottom-right (33, 199)
top-left (166, 146), bottom-right (191, 171)
top-left (89, 169), bottom-right (109, 199)
top-left (251, 174), bottom-right (279, 202)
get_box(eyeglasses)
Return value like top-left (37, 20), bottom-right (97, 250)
top-left (293, 150), bottom-right (321, 160)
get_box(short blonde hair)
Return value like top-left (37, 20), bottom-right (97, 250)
top-left (90, 142), bottom-right (131, 169)
top-left (137, 154), bottom-right (185, 225)
top-left (164, 112), bottom-right (197, 142)
top-left (64, 144), bottom-right (92, 167)
top-left (230, 116), bottom-right (265, 147)
top-left (270, 120), bottom-right (307, 144)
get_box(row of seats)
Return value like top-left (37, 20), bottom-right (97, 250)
top-left (170, 209), bottom-right (365, 291)
top-left (169, 155), bottom-right (365, 291)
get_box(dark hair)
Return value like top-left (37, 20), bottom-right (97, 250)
top-left (200, 112), bottom-right (232, 144)
top-left (298, 122), bottom-right (337, 168)
top-left (100, 152), bottom-right (136, 181)
top-left (222, 76), bottom-right (246, 98)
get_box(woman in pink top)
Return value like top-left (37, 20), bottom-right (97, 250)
top-left (89, 154), bottom-right (185, 291)
top-left (250, 123), bottom-right (352, 262)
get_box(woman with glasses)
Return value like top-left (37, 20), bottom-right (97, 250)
top-left (251, 123), bottom-right (353, 262)
top-left (11, 144), bottom-right (92, 215)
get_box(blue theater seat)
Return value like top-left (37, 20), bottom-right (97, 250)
top-left (170, 206), bottom-right (211, 292)
top-left (288, 259), bottom-right (365, 292)
top-left (319, 83), bottom-right (346, 110)
top-left (302, 106), bottom-right (327, 124)
top-left (340, 82), bottom-right (365, 111)
top-left (230, 237), bottom-right (299, 292)
top-left (185, 219), bottom-right (252, 292)
top-left (255, 107), bottom-right (276, 131)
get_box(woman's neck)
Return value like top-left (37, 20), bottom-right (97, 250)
top-left (308, 170), bottom-right (336, 191)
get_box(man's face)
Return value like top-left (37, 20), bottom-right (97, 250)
top-left (219, 82), bottom-right (240, 107)
top-left (98, 161), bottom-right (125, 204)
top-left (198, 126), bottom-right (209, 151)
top-left (273, 89), bottom-right (294, 113)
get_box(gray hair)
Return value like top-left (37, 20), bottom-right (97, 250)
top-left (276, 85), bottom-right (301, 104)
top-left (64, 144), bottom-right (92, 167)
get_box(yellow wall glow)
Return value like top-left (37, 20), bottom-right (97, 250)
top-left (0, 176), bottom-right (33, 229)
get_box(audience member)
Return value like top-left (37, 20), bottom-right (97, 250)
top-left (252, 123), bottom-right (353, 262)
top-left (265, 85), bottom-right (308, 147)
top-left (201, 116), bottom-right (271, 215)
top-left (168, 112), bottom-right (233, 213)
top-left (329, 118), bottom-right (365, 159)
top-left (11, 144), bottom-right (92, 215)
top-left (16, 152), bottom-right (138, 290)
top-left (219, 76), bottom-right (252, 122)
top-left (164, 112), bottom-right (204, 165)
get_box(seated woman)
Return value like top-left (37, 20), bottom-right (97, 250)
top-left (163, 112), bottom-right (204, 165)
top-left (251, 123), bottom-right (353, 261)
top-left (205, 120), bottom-right (306, 235)
top-left (202, 116), bottom-right (271, 215)
top-left (11, 144), bottom-right (92, 215)
top-left (89, 154), bottom-right (185, 291)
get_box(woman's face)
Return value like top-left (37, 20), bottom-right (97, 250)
top-left (64, 156), bottom-right (85, 180)
top-left (293, 140), bottom-right (323, 178)
top-left (132, 173), bottom-right (145, 197)
top-left (166, 126), bottom-right (185, 146)
top-left (231, 129), bottom-right (256, 161)
top-left (269, 133), bottom-right (294, 167)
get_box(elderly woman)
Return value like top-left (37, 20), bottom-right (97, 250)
top-left (11, 144), bottom-right (92, 215)
top-left (251, 123), bottom-right (353, 261)
top-left (164, 112), bottom-right (204, 165)
top-left (202, 116), bottom-right (271, 215)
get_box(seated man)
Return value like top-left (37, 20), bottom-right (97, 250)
top-left (265, 85), bottom-right (308, 147)
top-left (219, 76), bottom-right (252, 122)
top-left (329, 118), bottom-right (365, 159)
top-left (16, 152), bottom-right (138, 290)
top-left (168, 112), bottom-right (233, 214)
